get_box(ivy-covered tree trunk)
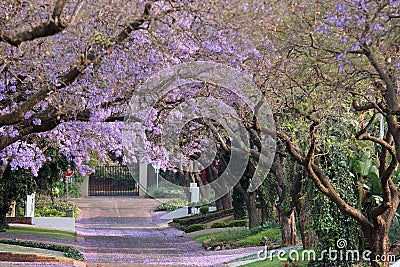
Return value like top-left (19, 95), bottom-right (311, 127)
top-left (291, 171), bottom-right (318, 248)
top-left (234, 179), bottom-right (259, 228)
top-left (232, 187), bottom-right (247, 219)
top-left (293, 196), bottom-right (318, 248)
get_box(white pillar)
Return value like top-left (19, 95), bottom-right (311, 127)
top-left (139, 162), bottom-right (148, 197)
top-left (25, 193), bottom-right (35, 217)
top-left (79, 176), bottom-right (89, 197)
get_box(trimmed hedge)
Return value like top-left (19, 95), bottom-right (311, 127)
top-left (199, 206), bottom-right (209, 214)
top-left (210, 222), bottom-right (227, 228)
top-left (0, 239), bottom-right (84, 260)
top-left (183, 224), bottom-right (206, 233)
top-left (210, 219), bottom-right (248, 229)
top-left (171, 209), bottom-right (233, 230)
top-left (228, 219), bottom-right (248, 227)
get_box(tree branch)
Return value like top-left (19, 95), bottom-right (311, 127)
top-left (1, 0), bottom-right (67, 47)
top-left (0, 2), bottom-right (154, 128)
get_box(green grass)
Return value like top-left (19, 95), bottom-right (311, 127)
top-left (3, 226), bottom-right (76, 242)
top-left (193, 226), bottom-right (281, 249)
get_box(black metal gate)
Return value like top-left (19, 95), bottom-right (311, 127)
top-left (89, 165), bottom-right (139, 196)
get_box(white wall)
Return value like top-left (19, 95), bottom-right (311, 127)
top-left (31, 217), bottom-right (75, 232)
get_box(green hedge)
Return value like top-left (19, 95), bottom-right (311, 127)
top-left (171, 209), bottom-right (233, 229)
top-left (228, 219), bottom-right (248, 227)
top-left (0, 239), bottom-right (84, 260)
top-left (183, 224), bottom-right (206, 233)
top-left (210, 219), bottom-right (248, 228)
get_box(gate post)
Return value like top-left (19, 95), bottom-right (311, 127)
top-left (139, 163), bottom-right (148, 197)
top-left (79, 175), bottom-right (89, 197)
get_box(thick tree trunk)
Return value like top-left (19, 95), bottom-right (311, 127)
top-left (277, 205), bottom-right (297, 246)
top-left (247, 191), bottom-right (258, 228)
top-left (365, 225), bottom-right (391, 267)
top-left (295, 197), bottom-right (318, 248)
top-left (0, 205), bottom-right (10, 232)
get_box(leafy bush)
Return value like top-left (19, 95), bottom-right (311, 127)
top-left (210, 219), bottom-right (248, 229)
top-left (210, 222), bottom-right (227, 228)
top-left (184, 224), bottom-right (206, 233)
top-left (200, 206), bottom-right (209, 214)
top-left (172, 209), bottom-right (233, 229)
top-left (146, 183), bottom-right (186, 199)
top-left (154, 199), bottom-right (187, 212)
top-left (228, 219), bottom-right (248, 227)
top-left (0, 239), bottom-right (84, 260)
top-left (35, 197), bottom-right (80, 219)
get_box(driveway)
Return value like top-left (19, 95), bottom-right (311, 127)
top-left (72, 197), bottom-right (261, 266)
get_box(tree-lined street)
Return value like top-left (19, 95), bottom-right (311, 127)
top-left (73, 197), bottom-right (262, 267)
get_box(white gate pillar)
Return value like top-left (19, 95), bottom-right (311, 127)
top-left (139, 162), bottom-right (148, 197)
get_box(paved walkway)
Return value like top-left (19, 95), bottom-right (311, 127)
top-left (72, 197), bottom-right (261, 267)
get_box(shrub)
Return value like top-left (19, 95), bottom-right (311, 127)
top-left (227, 219), bottom-right (248, 227)
top-left (154, 199), bottom-right (187, 212)
top-left (199, 206), bottom-right (209, 214)
top-left (172, 209), bottom-right (233, 229)
top-left (210, 222), bottom-right (227, 228)
top-left (184, 224), bottom-right (206, 233)
top-left (35, 197), bottom-right (80, 219)
top-left (146, 183), bottom-right (186, 199)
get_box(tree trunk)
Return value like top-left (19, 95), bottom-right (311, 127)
top-left (291, 170), bottom-right (318, 248)
top-left (277, 205), bottom-right (297, 246)
top-left (258, 189), bottom-right (274, 223)
top-left (0, 205), bottom-right (10, 232)
top-left (216, 192), bottom-right (232, 211)
top-left (247, 191), bottom-right (258, 228)
top-left (365, 225), bottom-right (391, 267)
top-left (295, 197), bottom-right (318, 248)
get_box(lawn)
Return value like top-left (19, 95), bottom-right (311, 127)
top-left (193, 226), bottom-right (282, 249)
top-left (2, 226), bottom-right (76, 242)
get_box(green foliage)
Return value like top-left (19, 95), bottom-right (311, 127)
top-left (0, 147), bottom-right (75, 231)
top-left (310, 121), bottom-right (360, 266)
top-left (210, 222), bottom-right (227, 228)
top-left (199, 225), bottom-right (281, 249)
top-left (154, 199), bottom-right (187, 212)
top-left (228, 219), bottom-right (248, 227)
top-left (146, 182), bottom-right (186, 199)
top-left (235, 228), bottom-right (281, 247)
top-left (232, 177), bottom-right (249, 220)
top-left (210, 220), bottom-right (248, 228)
top-left (183, 224), bottom-right (206, 233)
top-left (0, 239), bottom-right (84, 260)
top-left (389, 212), bottom-right (400, 243)
top-left (171, 209), bottom-right (233, 229)
top-left (199, 206), bottom-right (209, 214)
top-left (35, 197), bottom-right (80, 219)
